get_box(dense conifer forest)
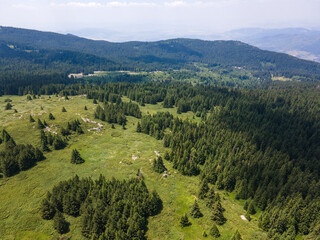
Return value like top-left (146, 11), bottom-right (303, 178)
top-left (1, 26), bottom-right (320, 239)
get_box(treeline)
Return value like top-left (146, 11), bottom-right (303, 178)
top-left (40, 175), bottom-right (162, 239)
top-left (135, 83), bottom-right (320, 237)
top-left (0, 129), bottom-right (44, 177)
top-left (94, 102), bottom-right (141, 126)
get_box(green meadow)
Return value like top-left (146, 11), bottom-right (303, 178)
top-left (0, 95), bottom-right (267, 240)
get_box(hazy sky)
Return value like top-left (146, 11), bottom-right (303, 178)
top-left (1, 0), bottom-right (320, 41)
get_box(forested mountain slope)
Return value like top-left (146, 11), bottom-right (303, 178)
top-left (1, 26), bottom-right (320, 80)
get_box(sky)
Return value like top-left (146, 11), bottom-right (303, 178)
top-left (1, 0), bottom-right (320, 41)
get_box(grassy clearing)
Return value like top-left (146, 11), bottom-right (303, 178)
top-left (0, 95), bottom-right (266, 240)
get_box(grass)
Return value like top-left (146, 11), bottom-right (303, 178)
top-left (0, 95), bottom-right (267, 240)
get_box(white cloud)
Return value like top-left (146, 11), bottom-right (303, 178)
top-left (51, 2), bottom-right (103, 7)
top-left (50, 1), bottom-right (156, 8)
top-left (12, 4), bottom-right (36, 10)
top-left (164, 1), bottom-right (186, 7)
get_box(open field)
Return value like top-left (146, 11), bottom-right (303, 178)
top-left (0, 95), bottom-right (267, 240)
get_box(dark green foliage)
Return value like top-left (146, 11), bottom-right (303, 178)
top-left (146, 190), bottom-right (163, 216)
top-left (136, 122), bottom-right (142, 133)
top-left (211, 202), bottom-right (226, 225)
top-left (53, 211), bottom-right (69, 234)
top-left (209, 224), bottom-right (220, 238)
top-left (247, 202), bottom-right (256, 215)
top-left (93, 99), bottom-right (98, 104)
top-left (26, 95), bottom-right (32, 101)
top-left (245, 212), bottom-right (251, 221)
top-left (2, 26), bottom-right (320, 84)
top-left (5, 102), bottom-right (12, 110)
top-left (94, 101), bottom-right (141, 126)
top-left (4, 98), bottom-right (12, 102)
top-left (243, 200), bottom-right (249, 211)
top-left (84, 106), bottom-right (87, 110)
top-left (198, 180), bottom-right (209, 199)
top-left (231, 230), bottom-right (242, 240)
top-left (164, 151), bottom-right (170, 161)
top-left (206, 187), bottom-right (215, 208)
top-left (49, 113), bottom-right (55, 120)
top-left (152, 156), bottom-right (167, 174)
top-left (37, 119), bottom-right (45, 129)
top-left (62, 107), bottom-right (67, 112)
top-left (40, 198), bottom-right (56, 220)
top-left (180, 214), bottom-right (191, 227)
top-left (41, 175), bottom-right (162, 239)
top-left (203, 231), bottom-right (208, 237)
top-left (190, 200), bottom-right (203, 218)
top-left (1, 129), bottom-right (15, 145)
top-left (71, 149), bottom-right (84, 164)
top-left (64, 119), bottom-right (83, 135)
top-left (0, 133), bottom-right (43, 177)
top-left (29, 115), bottom-right (35, 122)
top-left (53, 135), bottom-right (67, 150)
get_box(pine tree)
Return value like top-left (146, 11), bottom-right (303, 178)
top-left (37, 119), bottom-right (45, 129)
top-left (180, 213), bottom-right (191, 227)
top-left (247, 202), bottom-right (256, 215)
top-left (29, 115), bottom-right (35, 122)
top-left (206, 187), bottom-right (215, 208)
top-left (40, 198), bottom-right (56, 220)
top-left (245, 212), bottom-right (251, 221)
top-left (93, 99), bottom-right (98, 104)
top-left (198, 180), bottom-right (209, 199)
top-left (243, 200), bottom-right (249, 211)
top-left (136, 122), bottom-right (142, 133)
top-left (231, 230), bottom-right (242, 240)
top-left (62, 107), bottom-right (67, 112)
top-left (164, 151), bottom-right (170, 161)
top-left (49, 113), bottom-right (55, 120)
top-left (53, 211), bottom-right (69, 234)
top-left (71, 149), bottom-right (84, 164)
top-left (190, 200), bottom-right (203, 218)
top-left (152, 156), bottom-right (167, 173)
top-left (211, 202), bottom-right (226, 225)
top-left (209, 224), bottom-right (220, 238)
top-left (5, 103), bottom-right (12, 110)
top-left (84, 106), bottom-right (88, 110)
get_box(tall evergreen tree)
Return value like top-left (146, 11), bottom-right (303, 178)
top-left (49, 113), bottom-right (55, 120)
top-left (136, 122), bottom-right (142, 133)
top-left (152, 156), bottom-right (167, 173)
top-left (37, 119), bottom-right (45, 129)
top-left (190, 200), bottom-right (203, 218)
top-left (211, 202), bottom-right (226, 225)
top-left (198, 180), bottom-right (209, 199)
top-left (62, 107), bottom-right (67, 112)
top-left (29, 115), bottom-right (35, 122)
top-left (231, 230), bottom-right (242, 240)
top-left (53, 211), bottom-right (69, 234)
top-left (71, 149), bottom-right (85, 164)
top-left (209, 224), bottom-right (220, 238)
top-left (5, 103), bottom-right (12, 110)
top-left (206, 187), bottom-right (216, 208)
top-left (40, 198), bottom-right (56, 220)
top-left (247, 202), bottom-right (256, 215)
top-left (180, 214), bottom-right (191, 227)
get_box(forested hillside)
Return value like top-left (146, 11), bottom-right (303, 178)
top-left (1, 26), bottom-right (320, 80)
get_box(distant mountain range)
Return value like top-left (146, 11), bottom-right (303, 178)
top-left (0, 26), bottom-right (320, 82)
top-left (221, 28), bottom-right (320, 62)
top-left (61, 27), bottom-right (320, 63)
